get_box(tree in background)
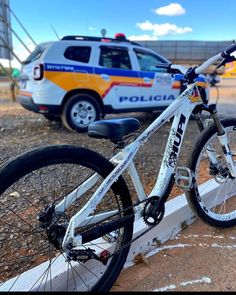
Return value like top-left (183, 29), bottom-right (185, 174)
top-left (0, 67), bottom-right (20, 78)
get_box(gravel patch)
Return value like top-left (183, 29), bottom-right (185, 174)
top-left (0, 98), bottom-right (202, 198)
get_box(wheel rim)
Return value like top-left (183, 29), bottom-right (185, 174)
top-left (0, 158), bottom-right (129, 291)
top-left (194, 125), bottom-right (236, 221)
top-left (70, 100), bottom-right (97, 128)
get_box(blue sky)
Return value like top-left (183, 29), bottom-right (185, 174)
top-left (5, 0), bottom-right (236, 67)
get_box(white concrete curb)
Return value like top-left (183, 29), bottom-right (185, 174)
top-left (124, 179), bottom-right (222, 268)
top-left (124, 192), bottom-right (195, 269)
top-left (1, 181), bottom-right (221, 291)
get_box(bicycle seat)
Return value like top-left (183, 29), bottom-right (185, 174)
top-left (88, 118), bottom-right (140, 142)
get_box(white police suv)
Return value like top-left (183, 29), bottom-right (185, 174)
top-left (18, 33), bottom-right (209, 132)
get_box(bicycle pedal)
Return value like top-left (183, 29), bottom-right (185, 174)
top-left (175, 167), bottom-right (194, 190)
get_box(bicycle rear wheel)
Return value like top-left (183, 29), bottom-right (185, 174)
top-left (0, 145), bottom-right (133, 291)
top-left (186, 118), bottom-right (236, 227)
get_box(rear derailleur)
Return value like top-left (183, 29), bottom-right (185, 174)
top-left (37, 205), bottom-right (111, 265)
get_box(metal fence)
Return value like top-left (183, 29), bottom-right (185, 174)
top-left (138, 40), bottom-right (234, 65)
top-left (0, 0), bottom-right (12, 59)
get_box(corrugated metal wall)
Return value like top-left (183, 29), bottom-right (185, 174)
top-left (0, 0), bottom-right (12, 59)
top-left (138, 40), bottom-right (233, 65)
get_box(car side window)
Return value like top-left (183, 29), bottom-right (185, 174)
top-left (64, 46), bottom-right (91, 63)
top-left (99, 47), bottom-right (132, 70)
top-left (135, 50), bottom-right (168, 72)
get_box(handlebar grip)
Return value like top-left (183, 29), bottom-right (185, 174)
top-left (222, 43), bottom-right (236, 57)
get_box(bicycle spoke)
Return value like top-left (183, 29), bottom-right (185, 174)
top-left (188, 120), bottom-right (236, 225)
top-left (0, 146), bottom-right (133, 291)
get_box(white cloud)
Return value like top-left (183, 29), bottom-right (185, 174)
top-left (136, 20), bottom-right (154, 31)
top-left (136, 21), bottom-right (192, 37)
top-left (155, 3), bottom-right (186, 16)
top-left (128, 34), bottom-right (158, 41)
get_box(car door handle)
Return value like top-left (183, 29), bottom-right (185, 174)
top-left (100, 74), bottom-right (110, 82)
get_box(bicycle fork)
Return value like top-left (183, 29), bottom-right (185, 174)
top-left (176, 104), bottom-right (236, 191)
top-left (205, 104), bottom-right (236, 178)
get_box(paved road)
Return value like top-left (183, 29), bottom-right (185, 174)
top-left (112, 78), bottom-right (236, 292)
top-left (113, 218), bottom-right (236, 292)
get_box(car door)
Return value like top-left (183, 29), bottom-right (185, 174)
top-left (95, 45), bottom-right (141, 110)
top-left (134, 48), bottom-right (179, 109)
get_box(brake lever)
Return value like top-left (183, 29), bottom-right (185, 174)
top-left (217, 55), bottom-right (236, 68)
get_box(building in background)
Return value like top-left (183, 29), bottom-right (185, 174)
top-left (0, 0), bottom-right (12, 60)
top-left (222, 61), bottom-right (236, 78)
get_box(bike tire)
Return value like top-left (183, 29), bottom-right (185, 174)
top-left (186, 118), bottom-right (236, 227)
top-left (0, 145), bottom-right (134, 292)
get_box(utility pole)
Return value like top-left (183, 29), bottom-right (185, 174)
top-left (0, 0), bottom-right (37, 101)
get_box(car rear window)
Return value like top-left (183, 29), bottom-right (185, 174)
top-left (23, 44), bottom-right (48, 65)
top-left (64, 46), bottom-right (91, 63)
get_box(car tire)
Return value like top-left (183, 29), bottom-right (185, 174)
top-left (62, 93), bottom-right (101, 132)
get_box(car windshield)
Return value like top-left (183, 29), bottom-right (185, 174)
top-left (134, 49), bottom-right (170, 72)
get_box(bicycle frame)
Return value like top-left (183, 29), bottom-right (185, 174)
top-left (55, 81), bottom-right (236, 250)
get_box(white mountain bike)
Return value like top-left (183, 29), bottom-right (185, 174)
top-left (1, 43), bottom-right (236, 292)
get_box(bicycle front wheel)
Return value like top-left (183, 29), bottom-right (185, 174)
top-left (0, 145), bottom-right (133, 292)
top-left (186, 118), bottom-right (236, 227)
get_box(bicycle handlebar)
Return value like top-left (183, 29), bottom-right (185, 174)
top-left (221, 42), bottom-right (236, 57)
top-left (195, 52), bottom-right (222, 74)
top-left (155, 43), bottom-right (236, 83)
top-left (177, 43), bottom-right (236, 82)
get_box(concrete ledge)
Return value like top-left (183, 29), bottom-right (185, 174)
top-left (0, 181), bottom-right (221, 291)
top-left (124, 193), bottom-right (195, 269)
top-left (125, 179), bottom-right (225, 268)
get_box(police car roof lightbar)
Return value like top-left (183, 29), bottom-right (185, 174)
top-left (61, 35), bottom-right (141, 46)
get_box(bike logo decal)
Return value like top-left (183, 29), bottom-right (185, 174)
top-left (167, 114), bottom-right (186, 168)
top-left (119, 94), bottom-right (175, 103)
top-left (139, 119), bottom-right (165, 144)
top-left (189, 86), bottom-right (201, 103)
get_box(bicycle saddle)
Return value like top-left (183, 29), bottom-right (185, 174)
top-left (88, 118), bottom-right (140, 142)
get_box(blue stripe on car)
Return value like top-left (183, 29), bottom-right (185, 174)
top-left (44, 63), bottom-right (206, 82)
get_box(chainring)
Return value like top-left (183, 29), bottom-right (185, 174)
top-left (142, 197), bottom-right (165, 226)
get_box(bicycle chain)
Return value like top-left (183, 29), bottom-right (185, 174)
top-left (78, 196), bottom-right (160, 258)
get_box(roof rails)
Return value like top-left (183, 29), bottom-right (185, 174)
top-left (61, 35), bottom-right (141, 46)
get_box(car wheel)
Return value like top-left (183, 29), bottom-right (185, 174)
top-left (62, 94), bottom-right (101, 132)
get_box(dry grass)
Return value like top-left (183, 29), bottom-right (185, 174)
top-left (0, 81), bottom-right (19, 100)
